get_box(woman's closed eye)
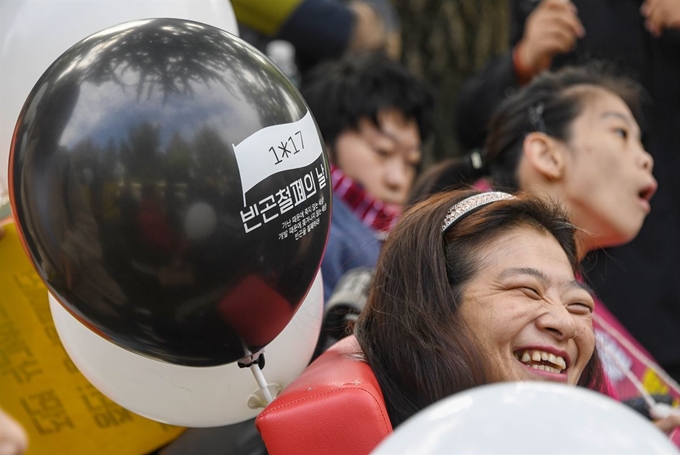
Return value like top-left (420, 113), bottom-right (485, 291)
top-left (567, 301), bottom-right (593, 315)
top-left (520, 287), bottom-right (542, 299)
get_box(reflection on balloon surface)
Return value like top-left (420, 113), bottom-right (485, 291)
top-left (10, 19), bottom-right (331, 366)
top-left (0, 0), bottom-right (239, 191)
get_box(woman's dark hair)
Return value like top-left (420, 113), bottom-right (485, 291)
top-left (354, 189), bottom-right (604, 428)
top-left (300, 52), bottom-right (434, 158)
top-left (410, 64), bottom-right (644, 203)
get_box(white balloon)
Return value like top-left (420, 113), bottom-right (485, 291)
top-left (0, 0), bottom-right (239, 191)
top-left (373, 382), bottom-right (679, 455)
top-left (49, 271), bottom-right (323, 427)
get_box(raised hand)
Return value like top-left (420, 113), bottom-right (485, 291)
top-left (641, 0), bottom-right (680, 37)
top-left (516, 0), bottom-right (585, 76)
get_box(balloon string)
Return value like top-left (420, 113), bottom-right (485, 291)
top-left (250, 363), bottom-right (274, 404)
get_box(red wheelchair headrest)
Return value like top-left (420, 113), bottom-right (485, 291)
top-left (256, 335), bottom-right (393, 455)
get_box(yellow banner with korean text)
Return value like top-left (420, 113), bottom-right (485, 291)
top-left (0, 222), bottom-right (184, 455)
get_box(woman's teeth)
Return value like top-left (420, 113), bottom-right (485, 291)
top-left (515, 349), bottom-right (566, 374)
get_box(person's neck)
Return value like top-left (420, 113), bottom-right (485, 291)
top-left (330, 164), bottom-right (402, 233)
top-left (513, 172), bottom-right (604, 262)
top-left (520, 180), bottom-right (595, 262)
top-left (565, 201), bottom-right (612, 262)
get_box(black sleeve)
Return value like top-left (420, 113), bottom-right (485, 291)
top-left (453, 52), bottom-right (520, 151)
top-left (453, 0), bottom-right (537, 152)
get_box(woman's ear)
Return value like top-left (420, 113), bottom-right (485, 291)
top-left (522, 132), bottom-right (565, 181)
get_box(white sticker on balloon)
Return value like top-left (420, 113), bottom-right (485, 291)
top-left (232, 111), bottom-right (323, 205)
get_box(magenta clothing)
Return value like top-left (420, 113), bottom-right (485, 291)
top-left (594, 298), bottom-right (680, 446)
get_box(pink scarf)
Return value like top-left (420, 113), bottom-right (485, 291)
top-left (330, 164), bottom-right (401, 233)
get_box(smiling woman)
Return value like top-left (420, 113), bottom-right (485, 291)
top-left (459, 225), bottom-right (595, 385)
top-left (354, 189), bottom-right (604, 428)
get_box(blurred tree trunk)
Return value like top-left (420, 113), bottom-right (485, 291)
top-left (393, 0), bottom-right (510, 166)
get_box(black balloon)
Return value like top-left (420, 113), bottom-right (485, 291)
top-left (10, 19), bottom-right (331, 366)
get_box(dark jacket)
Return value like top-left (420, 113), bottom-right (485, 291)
top-left (321, 194), bottom-right (382, 302)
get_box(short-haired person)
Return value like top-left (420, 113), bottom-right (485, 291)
top-left (355, 190), bottom-right (603, 428)
top-left (300, 52), bottom-right (434, 301)
top-left (412, 66), bottom-right (680, 442)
